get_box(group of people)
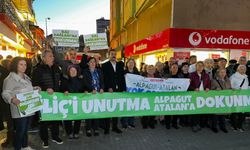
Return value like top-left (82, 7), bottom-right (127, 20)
top-left (0, 47), bottom-right (250, 150)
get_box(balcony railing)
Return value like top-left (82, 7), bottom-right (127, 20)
top-left (0, 0), bottom-right (33, 41)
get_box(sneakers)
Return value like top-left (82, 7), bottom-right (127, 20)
top-left (42, 141), bottom-right (49, 149)
top-left (220, 128), bottom-right (228, 133)
top-left (86, 130), bottom-right (92, 137)
top-left (192, 125), bottom-right (202, 133)
top-left (21, 146), bottom-right (35, 150)
top-left (211, 128), bottom-right (218, 133)
top-left (51, 137), bottom-right (63, 145)
top-left (112, 128), bottom-right (122, 134)
top-left (128, 124), bottom-right (135, 129)
top-left (68, 134), bottom-right (74, 139)
top-left (239, 128), bottom-right (245, 132)
top-left (93, 130), bottom-right (99, 136)
top-left (74, 134), bottom-right (79, 139)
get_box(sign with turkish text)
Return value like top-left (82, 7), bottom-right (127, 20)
top-left (83, 33), bottom-right (108, 50)
top-left (16, 90), bottom-right (42, 117)
top-left (40, 90), bottom-right (250, 121)
top-left (52, 30), bottom-right (79, 47)
top-left (125, 74), bottom-right (190, 92)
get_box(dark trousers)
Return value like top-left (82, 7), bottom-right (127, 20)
top-left (211, 115), bottom-right (226, 129)
top-left (179, 115), bottom-right (190, 126)
top-left (141, 116), bottom-right (155, 128)
top-left (121, 117), bottom-right (135, 127)
top-left (0, 115), bottom-right (4, 131)
top-left (101, 118), bottom-right (119, 131)
top-left (231, 113), bottom-right (245, 129)
top-left (85, 119), bottom-right (99, 131)
top-left (164, 115), bottom-right (178, 127)
top-left (191, 115), bottom-right (200, 127)
top-left (2, 106), bottom-right (14, 146)
top-left (40, 121), bottom-right (60, 142)
top-left (64, 120), bottom-right (81, 135)
top-left (13, 116), bottom-right (31, 150)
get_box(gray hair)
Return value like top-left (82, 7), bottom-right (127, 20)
top-left (237, 65), bottom-right (246, 72)
top-left (204, 58), bottom-right (214, 64)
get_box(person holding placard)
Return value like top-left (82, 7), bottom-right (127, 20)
top-left (2, 57), bottom-right (40, 150)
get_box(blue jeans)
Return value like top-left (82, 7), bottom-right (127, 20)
top-left (14, 116), bottom-right (31, 150)
top-left (121, 117), bottom-right (135, 127)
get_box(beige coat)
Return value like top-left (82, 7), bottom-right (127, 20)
top-left (211, 78), bottom-right (232, 90)
top-left (2, 72), bottom-right (34, 118)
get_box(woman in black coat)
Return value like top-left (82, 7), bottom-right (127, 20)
top-left (82, 57), bottom-right (104, 137)
top-left (121, 58), bottom-right (140, 129)
top-left (61, 65), bottom-right (84, 139)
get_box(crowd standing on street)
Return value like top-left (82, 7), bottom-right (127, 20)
top-left (1, 49), bottom-right (250, 150)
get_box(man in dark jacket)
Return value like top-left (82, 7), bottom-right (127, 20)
top-left (0, 65), bottom-right (13, 148)
top-left (101, 49), bottom-right (126, 134)
top-left (32, 50), bottom-right (63, 148)
top-left (79, 46), bottom-right (91, 71)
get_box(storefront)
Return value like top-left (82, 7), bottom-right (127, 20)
top-left (0, 14), bottom-right (32, 59)
top-left (125, 28), bottom-right (250, 66)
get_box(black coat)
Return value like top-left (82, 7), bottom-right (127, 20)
top-left (82, 68), bottom-right (104, 92)
top-left (0, 66), bottom-right (9, 116)
top-left (102, 61), bottom-right (126, 92)
top-left (79, 54), bottom-right (89, 71)
top-left (60, 75), bottom-right (85, 93)
top-left (32, 63), bottom-right (61, 92)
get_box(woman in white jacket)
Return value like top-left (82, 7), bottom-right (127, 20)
top-left (229, 65), bottom-right (248, 132)
top-left (2, 57), bottom-right (39, 150)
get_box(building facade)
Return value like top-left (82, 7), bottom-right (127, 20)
top-left (110, 0), bottom-right (250, 65)
top-left (0, 0), bottom-right (44, 59)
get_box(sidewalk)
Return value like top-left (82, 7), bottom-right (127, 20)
top-left (1, 119), bottom-right (250, 150)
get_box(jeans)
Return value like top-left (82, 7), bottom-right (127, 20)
top-left (121, 117), bottom-right (135, 127)
top-left (13, 116), bottom-right (31, 150)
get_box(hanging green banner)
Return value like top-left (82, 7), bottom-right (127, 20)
top-left (40, 90), bottom-right (250, 121)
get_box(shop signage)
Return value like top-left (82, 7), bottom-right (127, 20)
top-left (169, 28), bottom-right (250, 49)
top-left (174, 52), bottom-right (190, 59)
top-left (125, 29), bottom-right (170, 57)
top-left (125, 28), bottom-right (250, 57)
top-left (52, 30), bottom-right (79, 47)
top-left (83, 33), bottom-right (108, 50)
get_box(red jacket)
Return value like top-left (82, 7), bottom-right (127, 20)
top-left (189, 71), bottom-right (211, 91)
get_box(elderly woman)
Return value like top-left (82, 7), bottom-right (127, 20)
top-left (189, 61), bottom-right (211, 132)
top-left (2, 57), bottom-right (40, 150)
top-left (211, 68), bottom-right (231, 133)
top-left (204, 58), bottom-right (214, 80)
top-left (230, 65), bottom-right (249, 132)
top-left (141, 65), bottom-right (158, 129)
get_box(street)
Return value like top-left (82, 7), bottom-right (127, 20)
top-left (1, 119), bottom-right (250, 150)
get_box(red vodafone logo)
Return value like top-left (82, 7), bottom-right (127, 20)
top-left (188, 32), bottom-right (202, 46)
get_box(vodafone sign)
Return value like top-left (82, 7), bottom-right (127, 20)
top-left (169, 28), bottom-right (250, 49)
top-left (125, 28), bottom-right (250, 57)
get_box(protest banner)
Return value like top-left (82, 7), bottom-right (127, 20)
top-left (40, 90), bottom-right (250, 121)
top-left (125, 74), bottom-right (190, 92)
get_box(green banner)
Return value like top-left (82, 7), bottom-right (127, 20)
top-left (40, 90), bottom-right (250, 121)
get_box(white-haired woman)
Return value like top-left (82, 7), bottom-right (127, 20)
top-left (230, 65), bottom-right (249, 132)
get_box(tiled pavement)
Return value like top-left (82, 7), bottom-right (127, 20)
top-left (1, 119), bottom-right (250, 150)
